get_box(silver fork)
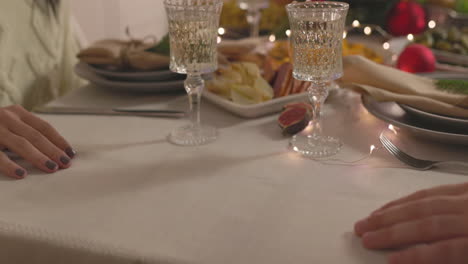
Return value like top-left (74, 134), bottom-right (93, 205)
top-left (379, 134), bottom-right (468, 170)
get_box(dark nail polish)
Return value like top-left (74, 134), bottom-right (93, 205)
top-left (60, 156), bottom-right (70, 165)
top-left (15, 169), bottom-right (25, 178)
top-left (45, 160), bottom-right (58, 170)
top-left (65, 147), bottom-right (76, 158)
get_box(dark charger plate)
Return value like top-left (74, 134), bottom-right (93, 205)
top-left (362, 95), bottom-right (468, 145)
top-left (83, 62), bottom-right (183, 82)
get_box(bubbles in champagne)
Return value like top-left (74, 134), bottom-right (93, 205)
top-left (289, 13), bottom-right (346, 82)
top-left (168, 18), bottom-right (218, 74)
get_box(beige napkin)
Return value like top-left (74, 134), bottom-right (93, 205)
top-left (339, 55), bottom-right (468, 118)
top-left (77, 39), bottom-right (170, 71)
top-left (218, 38), bottom-right (264, 57)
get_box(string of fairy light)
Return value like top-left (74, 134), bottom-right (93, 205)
top-left (216, 19), bottom-right (438, 47)
top-left (215, 20), bottom-right (434, 163)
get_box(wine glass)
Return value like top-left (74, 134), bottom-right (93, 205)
top-left (286, 1), bottom-right (349, 157)
top-left (237, 0), bottom-right (270, 37)
top-left (164, 0), bottom-right (223, 146)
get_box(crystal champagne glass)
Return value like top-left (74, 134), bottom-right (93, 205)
top-left (164, 0), bottom-right (223, 146)
top-left (286, 1), bottom-right (349, 157)
top-left (237, 0), bottom-right (270, 37)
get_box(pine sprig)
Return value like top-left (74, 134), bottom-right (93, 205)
top-left (146, 35), bottom-right (170, 56)
top-left (436, 80), bottom-right (468, 95)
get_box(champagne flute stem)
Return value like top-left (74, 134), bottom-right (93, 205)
top-left (185, 74), bottom-right (204, 128)
top-left (246, 8), bottom-right (261, 38)
top-left (308, 82), bottom-right (328, 136)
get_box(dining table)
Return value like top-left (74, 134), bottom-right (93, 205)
top-left (0, 82), bottom-right (467, 264)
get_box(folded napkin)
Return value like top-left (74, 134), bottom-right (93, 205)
top-left (217, 37), bottom-right (266, 66)
top-left (340, 55), bottom-right (468, 118)
top-left (77, 39), bottom-right (170, 71)
top-left (218, 38), bottom-right (264, 57)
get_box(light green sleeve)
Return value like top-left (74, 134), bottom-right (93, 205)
top-left (0, 0), bottom-right (83, 110)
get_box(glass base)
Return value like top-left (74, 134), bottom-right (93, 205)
top-left (290, 134), bottom-right (342, 158)
top-left (169, 125), bottom-right (217, 146)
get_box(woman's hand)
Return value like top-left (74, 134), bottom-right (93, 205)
top-left (354, 183), bottom-right (468, 264)
top-left (0, 105), bottom-right (76, 179)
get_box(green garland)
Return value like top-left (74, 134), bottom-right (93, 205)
top-left (146, 35), bottom-right (170, 56)
top-left (436, 79), bottom-right (468, 95)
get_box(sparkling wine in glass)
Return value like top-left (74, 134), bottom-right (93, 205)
top-left (286, 1), bottom-right (349, 157)
top-left (237, 0), bottom-right (270, 37)
top-left (164, 0), bottom-right (223, 146)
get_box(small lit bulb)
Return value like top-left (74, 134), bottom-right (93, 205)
top-left (239, 3), bottom-right (248, 10)
top-left (382, 42), bottom-right (390, 50)
top-left (218, 27), bottom-right (225, 35)
top-left (269, 34), bottom-right (276, 42)
top-left (285, 29), bottom-right (291, 37)
top-left (217, 36), bottom-right (222, 44)
top-left (343, 30), bottom-right (347, 39)
top-left (407, 34), bottom-right (414, 41)
top-left (370, 145), bottom-right (376, 154)
top-left (428, 20), bottom-right (436, 29)
top-left (352, 20), bottom-right (360, 28)
top-left (301, 123), bottom-right (313, 134)
top-left (364, 26), bottom-right (372, 35)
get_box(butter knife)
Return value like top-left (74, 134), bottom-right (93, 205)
top-left (35, 106), bottom-right (186, 118)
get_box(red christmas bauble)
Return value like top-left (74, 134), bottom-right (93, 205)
top-left (397, 44), bottom-right (436, 73)
top-left (387, 1), bottom-right (427, 36)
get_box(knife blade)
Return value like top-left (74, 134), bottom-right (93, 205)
top-left (34, 106), bottom-right (186, 118)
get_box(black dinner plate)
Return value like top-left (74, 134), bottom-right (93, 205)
top-left (362, 95), bottom-right (468, 145)
top-left (83, 63), bottom-right (182, 82)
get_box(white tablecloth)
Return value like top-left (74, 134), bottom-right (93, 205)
top-left (0, 85), bottom-right (467, 264)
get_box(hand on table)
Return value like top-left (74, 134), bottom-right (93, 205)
top-left (0, 105), bottom-right (76, 179)
top-left (354, 183), bottom-right (468, 264)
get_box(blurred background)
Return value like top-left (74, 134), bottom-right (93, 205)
top-left (72, 0), bottom-right (468, 73)
top-left (71, 0), bottom-right (167, 43)
top-left (71, 0), bottom-right (468, 42)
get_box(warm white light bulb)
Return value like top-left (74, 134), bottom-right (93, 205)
top-left (343, 31), bottom-right (347, 39)
top-left (218, 27), bottom-right (225, 35)
top-left (239, 3), bottom-right (248, 10)
top-left (407, 34), bottom-right (414, 41)
top-left (217, 36), bottom-right (222, 44)
top-left (352, 20), bottom-right (360, 28)
top-left (370, 145), bottom-right (376, 154)
top-left (364, 26), bottom-right (372, 35)
top-left (285, 29), bottom-right (291, 37)
top-left (382, 42), bottom-right (390, 50)
top-left (428, 20), bottom-right (436, 29)
top-left (269, 34), bottom-right (276, 42)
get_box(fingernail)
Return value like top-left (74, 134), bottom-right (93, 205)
top-left (60, 156), bottom-right (70, 165)
top-left (354, 218), bottom-right (368, 236)
top-left (371, 209), bottom-right (382, 216)
top-left (45, 160), bottom-right (58, 170)
top-left (362, 231), bottom-right (378, 248)
top-left (65, 147), bottom-right (76, 158)
top-left (15, 168), bottom-right (25, 178)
